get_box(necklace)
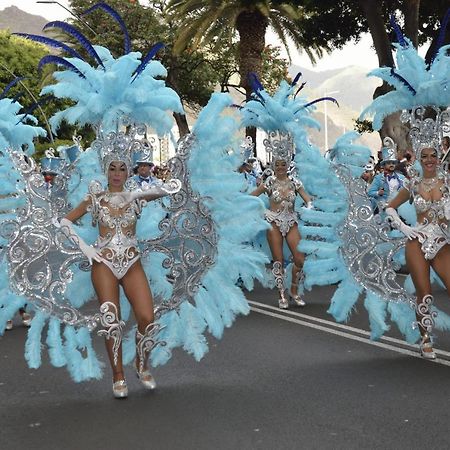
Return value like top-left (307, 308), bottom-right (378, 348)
top-left (421, 176), bottom-right (440, 193)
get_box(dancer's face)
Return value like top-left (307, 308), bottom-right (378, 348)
top-left (108, 161), bottom-right (128, 190)
top-left (420, 148), bottom-right (438, 175)
top-left (274, 159), bottom-right (288, 177)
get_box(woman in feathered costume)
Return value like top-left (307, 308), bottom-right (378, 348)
top-left (250, 131), bottom-right (313, 309)
top-left (242, 74), bottom-right (337, 309)
top-left (361, 13), bottom-right (450, 359)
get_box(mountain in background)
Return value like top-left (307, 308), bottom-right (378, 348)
top-left (0, 5), bottom-right (48, 34)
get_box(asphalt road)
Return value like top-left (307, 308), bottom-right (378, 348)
top-left (1, 283), bottom-right (450, 450)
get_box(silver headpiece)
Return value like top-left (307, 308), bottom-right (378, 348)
top-left (380, 137), bottom-right (398, 164)
top-left (264, 131), bottom-right (294, 165)
top-left (240, 136), bottom-right (254, 163)
top-left (91, 118), bottom-right (154, 175)
top-left (400, 106), bottom-right (450, 159)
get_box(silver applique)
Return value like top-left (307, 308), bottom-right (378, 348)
top-left (140, 133), bottom-right (218, 317)
top-left (136, 322), bottom-right (165, 373)
top-left (95, 302), bottom-right (125, 366)
top-left (334, 164), bottom-right (413, 304)
top-left (415, 294), bottom-right (437, 334)
top-left (0, 150), bottom-right (95, 328)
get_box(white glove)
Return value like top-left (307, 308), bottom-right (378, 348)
top-left (385, 207), bottom-right (419, 240)
top-left (305, 201), bottom-right (313, 210)
top-left (111, 180), bottom-right (181, 205)
top-left (58, 218), bottom-right (104, 264)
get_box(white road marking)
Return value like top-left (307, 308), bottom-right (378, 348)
top-left (249, 303), bottom-right (450, 367)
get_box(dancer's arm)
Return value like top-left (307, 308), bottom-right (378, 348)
top-left (385, 188), bottom-right (418, 240)
top-left (56, 200), bottom-right (103, 264)
top-left (250, 184), bottom-right (266, 196)
top-left (297, 187), bottom-right (313, 209)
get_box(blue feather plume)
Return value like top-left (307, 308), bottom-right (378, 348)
top-left (248, 72), bottom-right (265, 103)
top-left (291, 71), bottom-right (302, 86)
top-left (38, 55), bottom-right (86, 78)
top-left (389, 68), bottom-right (417, 95)
top-left (390, 14), bottom-right (407, 47)
top-left (433, 8), bottom-right (450, 61)
top-left (295, 96), bottom-right (339, 113)
top-left (17, 95), bottom-right (54, 125)
top-left (82, 3), bottom-right (131, 54)
top-left (131, 42), bottom-right (165, 81)
top-left (0, 76), bottom-right (26, 99)
top-left (43, 21), bottom-right (104, 68)
top-left (13, 33), bottom-right (85, 60)
top-left (294, 82), bottom-right (306, 98)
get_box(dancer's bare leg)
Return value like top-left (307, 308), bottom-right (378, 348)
top-left (405, 239), bottom-right (433, 353)
top-left (121, 260), bottom-right (155, 373)
top-left (431, 244), bottom-right (450, 296)
top-left (91, 262), bottom-right (123, 382)
top-left (285, 224), bottom-right (305, 296)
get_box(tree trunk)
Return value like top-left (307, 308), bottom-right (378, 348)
top-left (236, 10), bottom-right (268, 155)
top-left (402, 0), bottom-right (420, 48)
top-left (173, 111), bottom-right (190, 137)
top-left (357, 0), bottom-right (416, 156)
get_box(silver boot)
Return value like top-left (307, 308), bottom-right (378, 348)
top-left (416, 294), bottom-right (437, 360)
top-left (272, 261), bottom-right (288, 309)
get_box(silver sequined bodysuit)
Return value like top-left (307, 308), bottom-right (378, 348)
top-left (405, 175), bottom-right (450, 260)
top-left (264, 175), bottom-right (304, 236)
top-left (87, 191), bottom-right (144, 279)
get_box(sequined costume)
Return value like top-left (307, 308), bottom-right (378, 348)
top-left (263, 175), bottom-right (304, 236)
top-left (87, 189), bottom-right (144, 279)
top-left (406, 174), bottom-right (450, 260)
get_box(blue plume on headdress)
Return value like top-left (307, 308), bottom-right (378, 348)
top-left (43, 21), bottom-right (105, 68)
top-left (131, 42), bottom-right (164, 81)
top-left (0, 76), bottom-right (26, 99)
top-left (291, 72), bottom-right (302, 86)
top-left (294, 82), bottom-right (306, 98)
top-left (389, 14), bottom-right (407, 47)
top-left (248, 72), bottom-right (265, 103)
top-left (82, 3), bottom-right (131, 54)
top-left (296, 96), bottom-right (339, 113)
top-left (12, 92), bottom-right (24, 103)
top-left (38, 55), bottom-right (86, 78)
top-left (433, 8), bottom-right (450, 61)
top-left (13, 33), bottom-right (85, 60)
top-left (17, 95), bottom-right (53, 125)
top-left (389, 68), bottom-right (417, 94)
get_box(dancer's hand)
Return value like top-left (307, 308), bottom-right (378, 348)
top-left (385, 207), bottom-right (419, 240)
top-left (305, 201), bottom-right (313, 209)
top-left (78, 241), bottom-right (104, 264)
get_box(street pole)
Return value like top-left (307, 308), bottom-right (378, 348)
top-left (324, 90), bottom-right (339, 152)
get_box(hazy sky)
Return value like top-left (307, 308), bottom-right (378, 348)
top-left (1, 0), bottom-right (379, 71)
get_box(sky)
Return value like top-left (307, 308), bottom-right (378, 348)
top-left (1, 0), bottom-right (379, 71)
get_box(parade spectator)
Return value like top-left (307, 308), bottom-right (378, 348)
top-left (368, 145), bottom-right (405, 212)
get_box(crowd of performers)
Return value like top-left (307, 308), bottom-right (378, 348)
top-left (0, 3), bottom-right (449, 398)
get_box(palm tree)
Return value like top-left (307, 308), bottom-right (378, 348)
top-left (168, 1), bottom-right (328, 125)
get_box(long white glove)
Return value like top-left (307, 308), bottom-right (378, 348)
top-left (58, 218), bottom-right (104, 264)
top-left (385, 207), bottom-right (419, 240)
top-left (110, 179), bottom-right (181, 205)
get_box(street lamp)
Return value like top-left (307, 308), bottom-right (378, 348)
top-left (324, 90), bottom-right (339, 152)
top-left (36, 1), bottom-right (97, 35)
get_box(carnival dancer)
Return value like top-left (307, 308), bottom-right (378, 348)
top-left (385, 108), bottom-right (450, 359)
top-left (368, 141), bottom-right (405, 213)
top-left (60, 130), bottom-right (181, 397)
top-left (251, 132), bottom-right (313, 309)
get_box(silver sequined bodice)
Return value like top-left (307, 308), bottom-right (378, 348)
top-left (264, 175), bottom-right (303, 212)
